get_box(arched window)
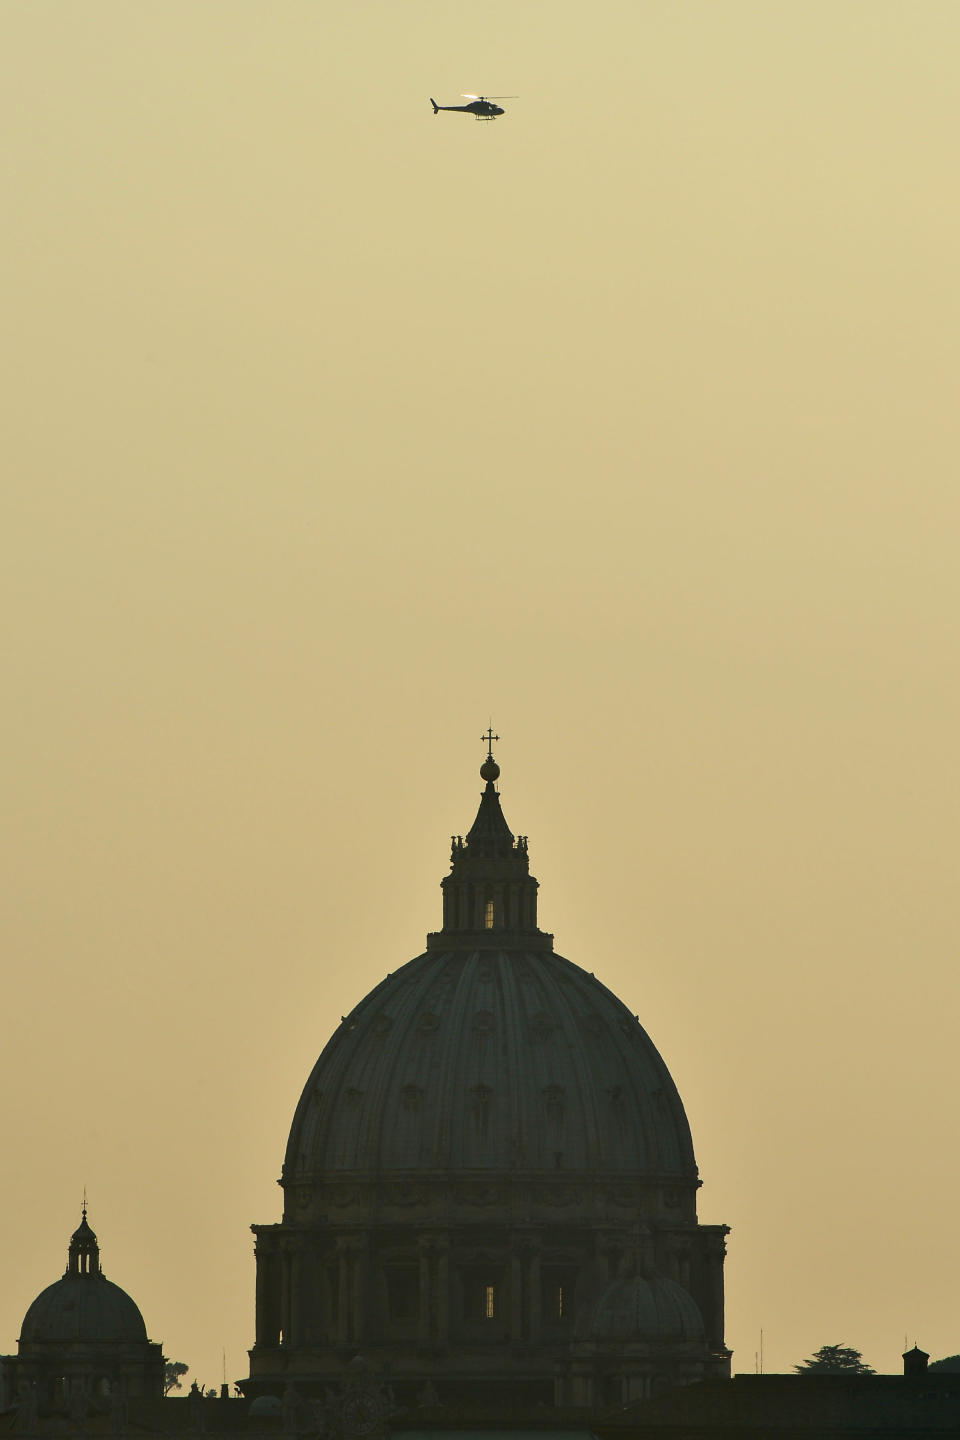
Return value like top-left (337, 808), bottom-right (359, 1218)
top-left (484, 899), bottom-right (494, 930)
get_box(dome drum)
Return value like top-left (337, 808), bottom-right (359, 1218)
top-left (281, 1175), bottom-right (700, 1229)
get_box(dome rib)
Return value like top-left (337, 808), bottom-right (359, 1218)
top-left (430, 952), bottom-right (474, 1170)
top-left (501, 954), bottom-right (534, 1169)
top-left (367, 954), bottom-right (444, 1173)
top-left (544, 958), bottom-right (612, 1170)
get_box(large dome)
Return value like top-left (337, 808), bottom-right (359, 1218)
top-left (285, 946), bottom-right (695, 1179)
top-left (285, 760), bottom-right (695, 1183)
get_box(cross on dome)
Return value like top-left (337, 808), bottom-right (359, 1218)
top-left (480, 727), bottom-right (501, 784)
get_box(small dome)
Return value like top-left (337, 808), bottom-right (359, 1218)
top-left (20, 1275), bottom-right (149, 1344)
top-left (589, 1276), bottom-right (704, 1343)
top-left (249, 1395), bottom-right (283, 1416)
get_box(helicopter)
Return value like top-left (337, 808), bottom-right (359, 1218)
top-left (430, 94), bottom-right (516, 121)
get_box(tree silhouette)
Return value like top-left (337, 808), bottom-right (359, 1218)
top-left (795, 1344), bottom-right (874, 1375)
top-left (164, 1361), bottom-right (190, 1395)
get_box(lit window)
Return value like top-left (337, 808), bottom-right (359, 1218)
top-left (484, 1284), bottom-right (495, 1319)
top-left (542, 1267), bottom-right (576, 1324)
top-left (484, 900), bottom-right (494, 929)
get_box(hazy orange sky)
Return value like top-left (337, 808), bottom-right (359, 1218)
top-left (3, 0), bottom-right (959, 1388)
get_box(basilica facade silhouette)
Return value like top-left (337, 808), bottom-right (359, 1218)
top-left (2, 743), bottom-right (729, 1428)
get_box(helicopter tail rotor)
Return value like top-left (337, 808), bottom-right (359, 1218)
top-left (430, 98), bottom-right (439, 113)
